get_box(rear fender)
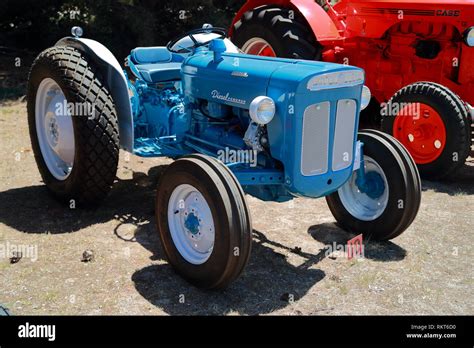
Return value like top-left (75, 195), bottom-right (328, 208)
top-left (230, 0), bottom-right (342, 44)
top-left (55, 37), bottom-right (134, 152)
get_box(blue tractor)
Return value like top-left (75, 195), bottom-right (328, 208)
top-left (27, 25), bottom-right (421, 289)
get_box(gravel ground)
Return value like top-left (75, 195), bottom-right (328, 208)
top-left (0, 99), bottom-right (473, 315)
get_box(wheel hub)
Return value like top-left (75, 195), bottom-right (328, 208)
top-left (46, 113), bottom-right (59, 147)
top-left (356, 171), bottom-right (385, 200)
top-left (35, 78), bottom-right (75, 180)
top-left (393, 103), bottom-right (446, 164)
top-left (184, 212), bottom-right (200, 236)
top-left (168, 184), bottom-right (215, 265)
top-left (338, 156), bottom-right (389, 221)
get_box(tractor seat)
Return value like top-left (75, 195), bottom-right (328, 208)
top-left (135, 63), bottom-right (182, 83)
top-left (130, 47), bottom-right (184, 83)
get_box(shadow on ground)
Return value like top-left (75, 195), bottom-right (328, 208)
top-left (308, 222), bottom-right (407, 262)
top-left (132, 229), bottom-right (326, 315)
top-left (1, 160), bottom-right (470, 235)
top-left (1, 160), bottom-right (463, 315)
top-left (0, 162), bottom-right (327, 314)
top-left (421, 161), bottom-right (474, 196)
top-left (0, 165), bottom-right (168, 234)
top-left (131, 222), bottom-right (406, 315)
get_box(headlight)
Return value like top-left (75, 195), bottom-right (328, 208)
top-left (249, 96), bottom-right (275, 125)
top-left (464, 27), bottom-right (474, 47)
top-left (360, 85), bottom-right (371, 110)
top-left (307, 70), bottom-right (365, 91)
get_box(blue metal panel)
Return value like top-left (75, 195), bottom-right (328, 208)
top-left (182, 51), bottom-right (278, 109)
top-left (233, 168), bottom-right (284, 186)
top-left (266, 82), bottom-right (364, 199)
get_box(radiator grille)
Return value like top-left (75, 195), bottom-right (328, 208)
top-left (301, 100), bottom-right (357, 176)
top-left (332, 99), bottom-right (357, 171)
top-left (301, 102), bottom-right (330, 176)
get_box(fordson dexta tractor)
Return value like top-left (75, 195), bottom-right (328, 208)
top-left (27, 26), bottom-right (420, 289)
top-left (231, 0), bottom-right (474, 179)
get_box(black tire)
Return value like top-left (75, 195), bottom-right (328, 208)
top-left (232, 5), bottom-right (321, 60)
top-left (186, 154), bottom-right (253, 273)
top-left (326, 132), bottom-right (421, 241)
top-left (27, 46), bottom-right (119, 206)
top-left (381, 82), bottom-right (471, 180)
top-left (359, 129), bottom-right (421, 239)
top-left (155, 155), bottom-right (252, 289)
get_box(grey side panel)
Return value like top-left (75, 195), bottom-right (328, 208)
top-left (301, 102), bottom-right (330, 176)
top-left (332, 99), bottom-right (357, 171)
top-left (55, 37), bottom-right (134, 152)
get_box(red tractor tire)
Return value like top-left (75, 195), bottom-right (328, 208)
top-left (232, 5), bottom-right (321, 60)
top-left (381, 82), bottom-right (471, 180)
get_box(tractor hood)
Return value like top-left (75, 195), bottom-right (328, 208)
top-left (181, 48), bottom-right (364, 109)
top-left (181, 45), bottom-right (366, 198)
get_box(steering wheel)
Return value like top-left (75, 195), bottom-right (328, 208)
top-left (167, 27), bottom-right (227, 54)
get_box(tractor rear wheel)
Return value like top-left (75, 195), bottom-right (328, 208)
top-left (381, 82), bottom-right (471, 179)
top-left (27, 46), bottom-right (120, 206)
top-left (155, 155), bottom-right (252, 289)
top-left (232, 5), bottom-right (321, 60)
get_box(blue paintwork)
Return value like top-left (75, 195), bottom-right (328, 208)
top-left (184, 213), bottom-right (200, 235)
top-left (208, 39), bottom-right (227, 61)
top-left (356, 171), bottom-right (385, 199)
top-left (125, 38), bottom-right (366, 202)
top-left (272, 86), bottom-right (362, 198)
top-left (354, 143), bottom-right (385, 199)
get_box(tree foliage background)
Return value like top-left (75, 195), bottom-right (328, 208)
top-left (0, 0), bottom-right (246, 59)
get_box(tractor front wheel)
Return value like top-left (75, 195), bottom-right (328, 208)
top-left (381, 82), bottom-right (471, 179)
top-left (155, 155), bottom-right (252, 289)
top-left (326, 131), bottom-right (421, 241)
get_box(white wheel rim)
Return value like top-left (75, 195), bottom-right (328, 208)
top-left (35, 78), bottom-right (75, 180)
top-left (338, 156), bottom-right (389, 221)
top-left (167, 184), bottom-right (215, 265)
top-left (241, 37), bottom-right (276, 56)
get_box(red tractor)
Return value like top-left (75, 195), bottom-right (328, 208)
top-left (230, 0), bottom-right (474, 179)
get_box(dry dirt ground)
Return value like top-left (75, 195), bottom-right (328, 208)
top-left (0, 99), bottom-right (473, 316)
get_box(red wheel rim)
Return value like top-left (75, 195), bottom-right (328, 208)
top-left (241, 38), bottom-right (276, 57)
top-left (393, 103), bottom-right (447, 164)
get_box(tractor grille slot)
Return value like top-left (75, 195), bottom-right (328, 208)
top-left (301, 102), bottom-right (330, 176)
top-left (332, 99), bottom-right (357, 171)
